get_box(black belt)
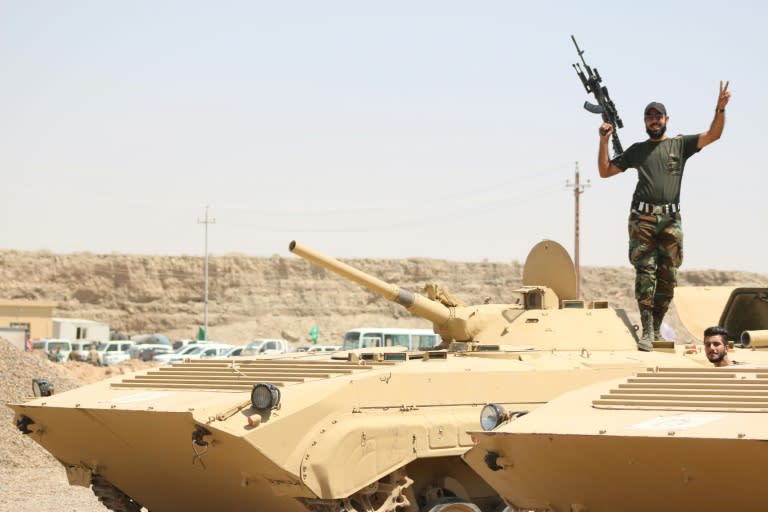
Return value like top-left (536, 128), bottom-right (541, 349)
top-left (632, 200), bottom-right (680, 215)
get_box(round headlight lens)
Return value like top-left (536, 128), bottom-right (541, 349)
top-left (480, 403), bottom-right (507, 431)
top-left (251, 383), bottom-right (281, 410)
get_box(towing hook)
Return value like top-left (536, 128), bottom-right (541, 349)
top-left (16, 415), bottom-right (34, 435)
top-left (484, 451), bottom-right (503, 471)
top-left (192, 425), bottom-right (211, 447)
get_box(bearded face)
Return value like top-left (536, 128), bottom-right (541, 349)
top-left (646, 123), bottom-right (667, 139)
top-left (645, 109), bottom-right (668, 140)
top-left (644, 110), bottom-right (667, 140)
top-left (706, 346), bottom-right (726, 364)
top-left (704, 336), bottom-right (728, 365)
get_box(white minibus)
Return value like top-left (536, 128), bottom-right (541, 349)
top-left (341, 328), bottom-right (441, 351)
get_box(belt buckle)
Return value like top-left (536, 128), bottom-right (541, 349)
top-left (651, 205), bottom-right (663, 214)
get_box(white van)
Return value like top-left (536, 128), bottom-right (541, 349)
top-left (70, 341), bottom-right (96, 362)
top-left (94, 340), bottom-right (135, 366)
top-left (341, 328), bottom-right (441, 352)
top-left (31, 339), bottom-right (73, 362)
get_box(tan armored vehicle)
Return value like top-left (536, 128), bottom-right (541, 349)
top-left (8, 240), bottom-right (715, 512)
top-left (465, 286), bottom-right (768, 512)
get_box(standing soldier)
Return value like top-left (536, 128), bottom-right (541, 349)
top-left (597, 82), bottom-right (731, 351)
top-left (89, 343), bottom-right (101, 366)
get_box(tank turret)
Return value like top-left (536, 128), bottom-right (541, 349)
top-left (290, 240), bottom-right (639, 351)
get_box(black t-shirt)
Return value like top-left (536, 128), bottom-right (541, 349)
top-left (611, 134), bottom-right (700, 204)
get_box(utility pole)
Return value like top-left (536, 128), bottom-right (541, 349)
top-left (566, 162), bottom-right (590, 298)
top-left (198, 205), bottom-right (215, 340)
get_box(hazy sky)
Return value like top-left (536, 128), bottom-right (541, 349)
top-left (1, 1), bottom-right (765, 272)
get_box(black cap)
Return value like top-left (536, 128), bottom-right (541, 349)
top-left (644, 102), bottom-right (667, 116)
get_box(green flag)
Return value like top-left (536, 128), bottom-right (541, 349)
top-left (309, 325), bottom-right (319, 344)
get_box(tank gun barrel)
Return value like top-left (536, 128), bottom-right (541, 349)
top-left (289, 241), bottom-right (451, 325)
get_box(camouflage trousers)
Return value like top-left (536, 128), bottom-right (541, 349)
top-left (628, 210), bottom-right (683, 315)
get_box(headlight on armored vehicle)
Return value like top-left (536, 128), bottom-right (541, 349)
top-left (251, 383), bottom-right (281, 411)
top-left (480, 403), bottom-right (508, 431)
top-left (480, 404), bottom-right (529, 431)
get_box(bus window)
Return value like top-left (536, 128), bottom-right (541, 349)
top-left (343, 328), bottom-right (441, 351)
top-left (392, 334), bottom-right (409, 348)
top-left (361, 335), bottom-right (382, 348)
top-left (414, 334), bottom-right (439, 350)
top-left (342, 331), bottom-right (361, 350)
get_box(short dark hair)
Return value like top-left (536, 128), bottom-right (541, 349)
top-left (703, 325), bottom-right (729, 341)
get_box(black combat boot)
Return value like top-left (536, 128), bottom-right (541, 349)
top-left (638, 309), bottom-right (654, 352)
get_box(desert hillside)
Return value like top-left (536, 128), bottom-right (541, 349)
top-left (1, 248), bottom-right (766, 345)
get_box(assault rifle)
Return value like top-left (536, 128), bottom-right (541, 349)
top-left (571, 35), bottom-right (624, 156)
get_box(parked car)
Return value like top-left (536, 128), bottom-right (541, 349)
top-left (129, 343), bottom-right (174, 361)
top-left (171, 338), bottom-right (197, 350)
top-left (154, 344), bottom-right (198, 364)
top-left (181, 343), bottom-right (234, 360)
top-left (305, 344), bottom-right (341, 352)
top-left (69, 341), bottom-right (95, 362)
top-left (241, 338), bottom-right (292, 356)
top-left (155, 343), bottom-right (233, 364)
top-left (94, 340), bottom-right (135, 366)
top-left (31, 339), bottom-right (72, 363)
top-left (171, 338), bottom-right (222, 350)
top-left (223, 346), bottom-right (245, 357)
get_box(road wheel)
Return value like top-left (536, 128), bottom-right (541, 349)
top-left (91, 475), bottom-right (144, 512)
top-left (425, 498), bottom-right (482, 512)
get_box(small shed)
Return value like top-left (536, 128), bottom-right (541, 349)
top-left (53, 317), bottom-right (110, 343)
top-left (0, 299), bottom-right (54, 343)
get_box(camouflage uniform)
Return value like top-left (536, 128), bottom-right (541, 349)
top-left (612, 134), bottom-right (699, 345)
top-left (628, 210), bottom-right (683, 329)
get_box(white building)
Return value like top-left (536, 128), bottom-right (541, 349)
top-left (52, 317), bottom-right (110, 343)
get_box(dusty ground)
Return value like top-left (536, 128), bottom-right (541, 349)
top-left (1, 249), bottom-right (766, 511)
top-left (0, 345), bottom-right (157, 512)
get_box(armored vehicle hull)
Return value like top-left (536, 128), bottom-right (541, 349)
top-left (6, 241), bottom-right (724, 511)
top-left (465, 286), bottom-right (768, 512)
top-left (11, 350), bottom-right (708, 512)
top-left (465, 366), bottom-right (768, 512)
